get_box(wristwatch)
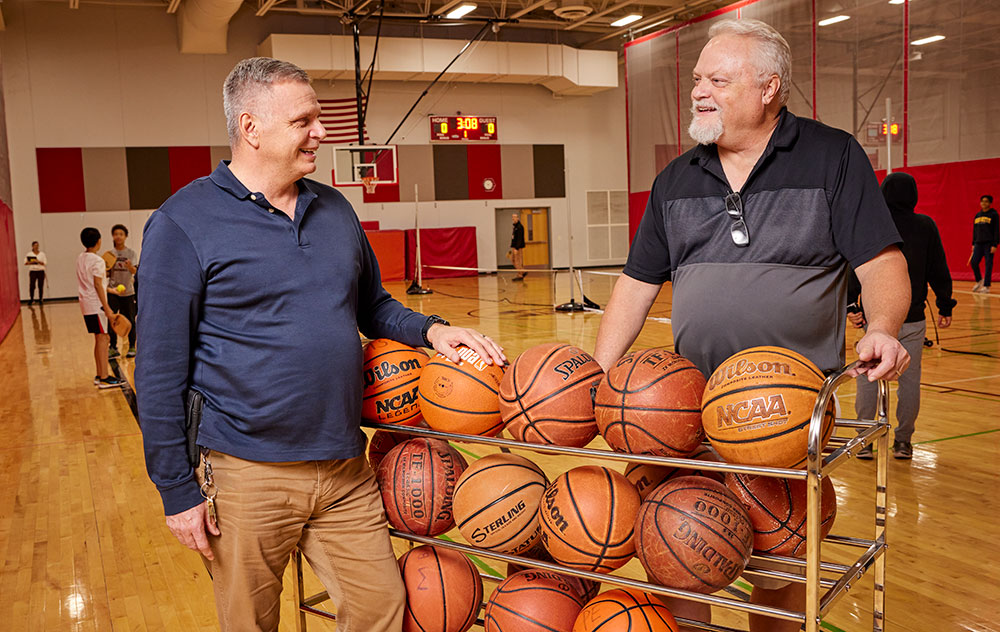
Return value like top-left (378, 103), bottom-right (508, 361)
top-left (421, 315), bottom-right (450, 347)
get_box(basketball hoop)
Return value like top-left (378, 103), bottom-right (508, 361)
top-left (361, 176), bottom-right (380, 195)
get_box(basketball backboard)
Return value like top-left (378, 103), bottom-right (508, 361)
top-left (333, 145), bottom-right (399, 189)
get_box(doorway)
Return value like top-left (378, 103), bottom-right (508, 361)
top-left (495, 207), bottom-right (550, 270)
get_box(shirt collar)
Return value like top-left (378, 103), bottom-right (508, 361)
top-left (208, 160), bottom-right (319, 212)
top-left (689, 106), bottom-right (799, 167)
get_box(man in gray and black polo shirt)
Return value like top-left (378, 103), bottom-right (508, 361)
top-left (594, 18), bottom-right (910, 632)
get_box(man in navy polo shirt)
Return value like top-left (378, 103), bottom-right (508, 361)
top-left (136, 57), bottom-right (504, 632)
top-left (594, 19), bottom-right (910, 632)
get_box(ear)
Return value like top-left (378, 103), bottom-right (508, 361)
top-left (762, 75), bottom-right (780, 106)
top-left (239, 112), bottom-right (261, 150)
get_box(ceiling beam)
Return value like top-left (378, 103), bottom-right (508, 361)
top-left (166, 0), bottom-right (182, 13)
top-left (583, 0), bottom-right (717, 46)
top-left (509, 0), bottom-right (549, 20)
top-left (564, 0), bottom-right (633, 30)
top-left (256, 0), bottom-right (281, 16)
top-left (433, 0), bottom-right (467, 16)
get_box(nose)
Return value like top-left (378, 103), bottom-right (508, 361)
top-left (692, 77), bottom-right (711, 101)
top-left (311, 118), bottom-right (327, 141)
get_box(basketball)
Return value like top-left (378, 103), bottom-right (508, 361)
top-left (624, 445), bottom-right (724, 501)
top-left (453, 453), bottom-right (548, 555)
top-left (573, 589), bottom-right (678, 632)
top-left (362, 339), bottom-right (429, 426)
top-left (725, 473), bottom-right (838, 556)
top-left (500, 343), bottom-right (605, 447)
top-left (506, 545), bottom-right (601, 603)
top-left (701, 346), bottom-right (835, 468)
top-left (399, 545), bottom-right (483, 632)
top-left (367, 430), bottom-right (410, 471)
top-left (376, 438), bottom-right (468, 536)
top-left (539, 466), bottom-right (641, 573)
top-left (483, 569), bottom-right (587, 632)
top-left (595, 348), bottom-right (706, 457)
top-left (634, 476), bottom-right (753, 593)
top-left (419, 346), bottom-right (505, 436)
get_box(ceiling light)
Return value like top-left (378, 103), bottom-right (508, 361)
top-left (818, 15), bottom-right (850, 26)
top-left (610, 14), bottom-right (642, 27)
top-left (446, 3), bottom-right (477, 19)
top-left (911, 35), bottom-right (945, 45)
top-left (888, 0), bottom-right (904, 4)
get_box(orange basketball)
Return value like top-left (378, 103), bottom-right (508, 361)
top-left (453, 453), bottom-right (548, 555)
top-left (362, 339), bottom-right (429, 426)
top-left (376, 438), bottom-right (468, 536)
top-left (595, 348), bottom-right (706, 457)
top-left (634, 476), bottom-right (753, 593)
top-left (500, 343), bottom-right (605, 447)
top-left (483, 569), bottom-right (587, 632)
top-left (725, 473), bottom-right (837, 556)
top-left (624, 445), bottom-right (724, 501)
top-left (418, 346), bottom-right (505, 436)
top-left (367, 429), bottom-right (410, 471)
top-left (399, 545), bottom-right (483, 632)
top-left (539, 466), bottom-right (640, 573)
top-left (701, 346), bottom-right (835, 468)
top-left (506, 545), bottom-right (600, 603)
top-left (573, 589), bottom-right (678, 632)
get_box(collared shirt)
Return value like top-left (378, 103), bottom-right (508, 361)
top-left (624, 108), bottom-right (900, 375)
top-left (136, 161), bottom-right (428, 515)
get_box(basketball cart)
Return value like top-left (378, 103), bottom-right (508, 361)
top-left (292, 362), bottom-right (891, 632)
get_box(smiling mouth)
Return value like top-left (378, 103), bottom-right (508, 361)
top-left (696, 105), bottom-right (718, 113)
top-left (300, 149), bottom-right (317, 156)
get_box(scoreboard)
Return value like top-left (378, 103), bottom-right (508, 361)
top-left (430, 116), bottom-right (498, 141)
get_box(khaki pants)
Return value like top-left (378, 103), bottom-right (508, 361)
top-left (198, 451), bottom-right (405, 632)
top-left (511, 247), bottom-right (525, 276)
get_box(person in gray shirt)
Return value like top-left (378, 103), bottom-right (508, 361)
top-left (107, 223), bottom-right (137, 358)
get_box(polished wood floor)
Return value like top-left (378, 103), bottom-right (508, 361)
top-left (1, 272), bottom-right (998, 631)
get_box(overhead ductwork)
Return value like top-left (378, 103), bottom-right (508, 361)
top-left (177, 0), bottom-right (244, 54)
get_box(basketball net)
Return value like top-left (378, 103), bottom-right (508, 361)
top-left (361, 176), bottom-right (379, 195)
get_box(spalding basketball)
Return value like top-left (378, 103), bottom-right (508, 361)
top-left (539, 466), bottom-right (640, 573)
top-left (634, 476), bottom-right (753, 593)
top-left (506, 546), bottom-right (600, 603)
top-left (701, 346), bottom-right (835, 468)
top-left (453, 453), bottom-right (547, 555)
top-left (419, 346), bottom-right (505, 436)
top-left (595, 348), bottom-right (706, 457)
top-left (500, 343), bottom-right (605, 447)
top-left (725, 473), bottom-right (837, 556)
top-left (362, 339), bottom-right (429, 426)
top-left (367, 430), bottom-right (410, 471)
top-left (484, 569), bottom-right (587, 632)
top-left (624, 445), bottom-right (724, 501)
top-left (399, 545), bottom-right (483, 632)
top-left (573, 589), bottom-right (678, 632)
top-left (376, 438), bottom-right (468, 536)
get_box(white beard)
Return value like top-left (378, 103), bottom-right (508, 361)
top-left (689, 101), bottom-right (724, 145)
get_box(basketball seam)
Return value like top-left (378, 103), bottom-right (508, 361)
top-left (429, 359), bottom-right (502, 395)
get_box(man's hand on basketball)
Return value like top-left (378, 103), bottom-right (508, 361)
top-left (852, 329), bottom-right (910, 382)
top-left (427, 324), bottom-right (506, 366)
top-left (166, 502), bottom-right (220, 560)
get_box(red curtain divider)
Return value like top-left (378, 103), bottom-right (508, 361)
top-left (405, 227), bottom-right (478, 280)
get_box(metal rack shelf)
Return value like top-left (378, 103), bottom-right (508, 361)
top-left (294, 362), bottom-right (890, 632)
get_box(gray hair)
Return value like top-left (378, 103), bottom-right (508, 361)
top-left (223, 57), bottom-right (311, 144)
top-left (708, 19), bottom-right (791, 106)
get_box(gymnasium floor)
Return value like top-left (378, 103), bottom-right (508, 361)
top-left (1, 271), bottom-right (998, 631)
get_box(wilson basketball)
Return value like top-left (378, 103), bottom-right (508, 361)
top-left (634, 476), bottom-right (753, 593)
top-left (725, 473), bottom-right (838, 556)
top-left (362, 339), bottom-right (429, 426)
top-left (701, 346), bottom-right (835, 468)
top-left (376, 438), bottom-right (468, 536)
top-left (399, 545), bottom-right (483, 632)
top-left (539, 466), bottom-right (641, 573)
top-left (595, 348), bottom-right (706, 457)
top-left (367, 429), bottom-right (410, 471)
top-left (506, 544), bottom-right (601, 603)
top-left (483, 569), bottom-right (587, 632)
top-left (573, 589), bottom-right (678, 632)
top-left (453, 453), bottom-right (548, 554)
top-left (500, 343), bottom-right (605, 447)
top-left (419, 346), bottom-right (505, 436)
top-left (624, 445), bottom-right (724, 501)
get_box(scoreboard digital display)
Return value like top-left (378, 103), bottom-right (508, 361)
top-left (430, 116), bottom-right (498, 141)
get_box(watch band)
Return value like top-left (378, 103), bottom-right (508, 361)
top-left (421, 315), bottom-right (449, 347)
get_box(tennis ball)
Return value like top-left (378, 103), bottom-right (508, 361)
top-left (116, 284), bottom-right (126, 293)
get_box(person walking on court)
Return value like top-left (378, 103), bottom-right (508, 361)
top-left (850, 172), bottom-right (956, 461)
top-left (24, 241), bottom-right (47, 305)
top-left (136, 57), bottom-right (505, 632)
top-left (77, 228), bottom-right (124, 389)
top-left (592, 19), bottom-right (910, 632)
top-left (106, 224), bottom-right (138, 358)
top-left (970, 194), bottom-right (999, 293)
top-left (509, 212), bottom-right (526, 280)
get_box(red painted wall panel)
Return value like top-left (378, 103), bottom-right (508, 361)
top-left (467, 145), bottom-right (503, 199)
top-left (0, 198), bottom-right (19, 342)
top-left (37, 148), bottom-right (86, 213)
top-left (169, 146), bottom-right (212, 194)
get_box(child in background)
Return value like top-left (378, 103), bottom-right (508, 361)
top-left (107, 224), bottom-right (138, 358)
top-left (77, 227), bottom-right (124, 389)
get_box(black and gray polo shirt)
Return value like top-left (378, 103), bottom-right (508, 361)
top-left (624, 108), bottom-right (900, 376)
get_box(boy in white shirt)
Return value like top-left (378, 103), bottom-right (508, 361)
top-left (77, 227), bottom-right (124, 388)
top-left (23, 241), bottom-right (47, 304)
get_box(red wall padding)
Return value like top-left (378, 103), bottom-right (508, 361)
top-left (366, 229), bottom-right (406, 282)
top-left (37, 148), bottom-right (86, 213)
top-left (405, 227), bottom-right (478, 280)
top-left (168, 146), bottom-right (212, 194)
top-left (0, 198), bottom-right (19, 342)
top-left (360, 221), bottom-right (381, 231)
top-left (467, 145), bottom-right (503, 199)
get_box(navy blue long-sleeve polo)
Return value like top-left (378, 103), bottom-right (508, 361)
top-left (136, 162), bottom-right (428, 515)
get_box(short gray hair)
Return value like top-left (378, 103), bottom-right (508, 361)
top-left (708, 19), bottom-right (791, 106)
top-left (223, 57), bottom-right (311, 144)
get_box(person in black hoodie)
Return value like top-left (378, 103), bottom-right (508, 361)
top-left (848, 172), bottom-right (956, 460)
top-left (970, 194), bottom-right (999, 293)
